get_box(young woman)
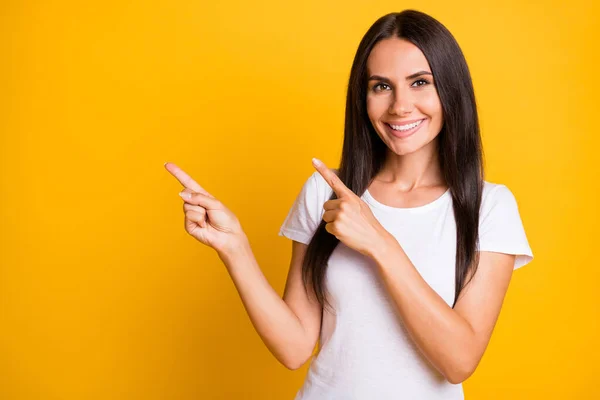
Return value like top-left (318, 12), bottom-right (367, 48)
top-left (165, 9), bottom-right (534, 399)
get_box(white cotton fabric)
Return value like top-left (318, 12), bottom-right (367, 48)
top-left (278, 171), bottom-right (534, 400)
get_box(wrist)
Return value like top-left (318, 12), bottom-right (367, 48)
top-left (370, 231), bottom-right (400, 265)
top-left (218, 234), bottom-right (251, 263)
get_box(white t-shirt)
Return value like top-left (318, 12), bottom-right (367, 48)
top-left (278, 171), bottom-right (534, 400)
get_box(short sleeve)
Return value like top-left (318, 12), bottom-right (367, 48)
top-left (278, 172), bottom-right (322, 245)
top-left (478, 184), bottom-right (534, 270)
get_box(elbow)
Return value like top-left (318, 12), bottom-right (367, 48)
top-left (280, 350), bottom-right (312, 371)
top-left (443, 339), bottom-right (482, 384)
top-left (444, 360), bottom-right (477, 385)
top-left (282, 356), bottom-right (308, 371)
top-left (285, 361), bottom-right (304, 371)
top-left (446, 371), bottom-right (469, 385)
top-left (273, 332), bottom-right (316, 370)
top-left (444, 326), bottom-right (483, 384)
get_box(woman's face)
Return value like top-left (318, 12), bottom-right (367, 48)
top-left (366, 37), bottom-right (443, 156)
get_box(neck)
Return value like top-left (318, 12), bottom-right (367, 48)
top-left (376, 138), bottom-right (445, 190)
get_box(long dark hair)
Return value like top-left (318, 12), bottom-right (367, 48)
top-left (302, 9), bottom-right (485, 313)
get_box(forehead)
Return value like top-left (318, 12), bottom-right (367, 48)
top-left (366, 37), bottom-right (430, 74)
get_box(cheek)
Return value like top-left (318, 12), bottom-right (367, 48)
top-left (419, 92), bottom-right (443, 118)
top-left (367, 94), bottom-right (388, 110)
top-left (366, 96), bottom-right (388, 122)
top-left (366, 100), bottom-right (374, 123)
top-left (421, 95), bottom-right (444, 134)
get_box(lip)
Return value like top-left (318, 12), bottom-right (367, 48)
top-left (384, 118), bottom-right (426, 139)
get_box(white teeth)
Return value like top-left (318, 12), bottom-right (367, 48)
top-left (390, 119), bottom-right (423, 131)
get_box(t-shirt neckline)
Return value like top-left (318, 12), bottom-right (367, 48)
top-left (363, 187), bottom-right (451, 213)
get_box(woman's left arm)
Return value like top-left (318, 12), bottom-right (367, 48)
top-left (370, 237), bottom-right (515, 384)
top-left (310, 158), bottom-right (516, 384)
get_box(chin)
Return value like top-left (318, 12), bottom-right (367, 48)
top-left (389, 144), bottom-right (421, 156)
top-left (388, 133), bottom-right (438, 156)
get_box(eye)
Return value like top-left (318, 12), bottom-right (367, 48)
top-left (373, 83), bottom-right (391, 92)
top-left (412, 78), bottom-right (430, 87)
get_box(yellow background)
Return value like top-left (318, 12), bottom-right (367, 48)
top-left (1, 0), bottom-right (598, 398)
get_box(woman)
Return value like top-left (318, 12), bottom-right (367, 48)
top-left (165, 9), bottom-right (534, 399)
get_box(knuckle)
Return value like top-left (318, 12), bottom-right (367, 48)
top-left (184, 203), bottom-right (204, 213)
top-left (185, 210), bottom-right (201, 220)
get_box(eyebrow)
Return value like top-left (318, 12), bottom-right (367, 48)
top-left (368, 71), bottom-right (433, 82)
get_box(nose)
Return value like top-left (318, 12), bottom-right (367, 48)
top-left (388, 88), bottom-right (414, 115)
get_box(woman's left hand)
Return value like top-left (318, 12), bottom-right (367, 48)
top-left (312, 158), bottom-right (392, 258)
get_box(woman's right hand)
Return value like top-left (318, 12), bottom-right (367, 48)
top-left (164, 162), bottom-right (247, 256)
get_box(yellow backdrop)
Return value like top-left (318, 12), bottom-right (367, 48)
top-left (1, 0), bottom-right (598, 398)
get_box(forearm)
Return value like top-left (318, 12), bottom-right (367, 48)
top-left (370, 237), bottom-right (476, 384)
top-left (217, 238), bottom-right (311, 370)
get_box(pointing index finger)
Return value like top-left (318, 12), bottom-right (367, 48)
top-left (164, 162), bottom-right (213, 197)
top-left (311, 158), bottom-right (353, 199)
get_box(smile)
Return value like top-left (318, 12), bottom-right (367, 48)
top-left (384, 118), bottom-right (426, 139)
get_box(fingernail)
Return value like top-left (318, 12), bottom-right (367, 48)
top-left (312, 158), bottom-right (322, 167)
top-left (179, 191), bottom-right (191, 199)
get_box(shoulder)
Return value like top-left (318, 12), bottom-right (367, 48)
top-left (480, 180), bottom-right (520, 219)
top-left (309, 168), bottom-right (338, 197)
top-left (482, 180), bottom-right (517, 204)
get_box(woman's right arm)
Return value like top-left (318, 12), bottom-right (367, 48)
top-left (218, 238), bottom-right (323, 370)
top-left (164, 162), bottom-right (321, 370)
